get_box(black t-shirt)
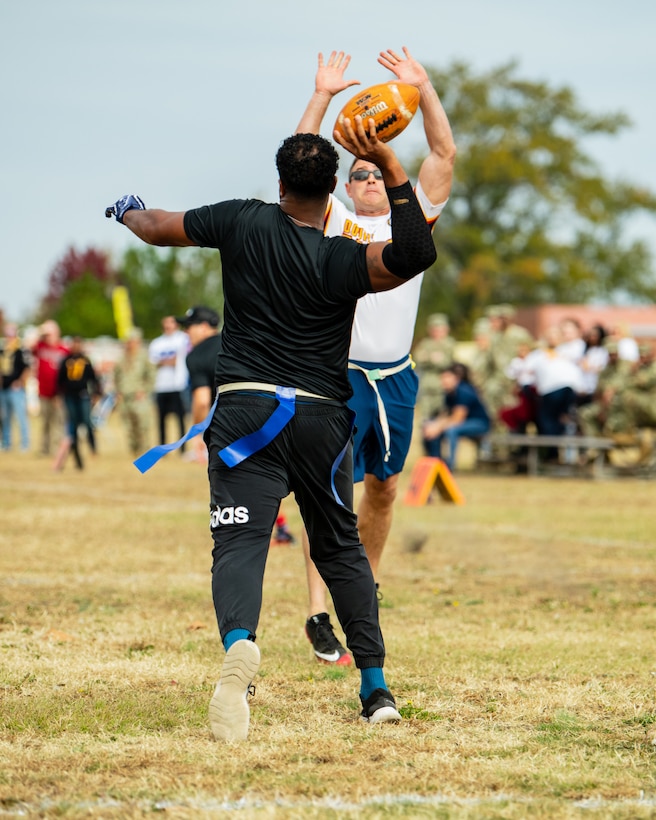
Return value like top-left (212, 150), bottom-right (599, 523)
top-left (186, 333), bottom-right (222, 393)
top-left (1, 345), bottom-right (29, 389)
top-left (57, 353), bottom-right (100, 398)
top-left (183, 199), bottom-right (371, 401)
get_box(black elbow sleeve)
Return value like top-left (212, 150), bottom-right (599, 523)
top-left (382, 181), bottom-right (437, 279)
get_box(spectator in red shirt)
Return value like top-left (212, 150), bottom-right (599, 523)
top-left (32, 320), bottom-right (69, 455)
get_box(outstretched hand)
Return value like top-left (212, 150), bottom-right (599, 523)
top-left (378, 46), bottom-right (429, 87)
top-left (333, 115), bottom-right (394, 168)
top-left (315, 51), bottom-right (360, 97)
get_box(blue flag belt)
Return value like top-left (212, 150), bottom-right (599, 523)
top-left (217, 385), bottom-right (296, 467)
top-left (133, 393), bottom-right (219, 474)
top-left (133, 383), bottom-right (351, 503)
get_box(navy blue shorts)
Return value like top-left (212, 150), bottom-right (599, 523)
top-left (347, 359), bottom-right (419, 482)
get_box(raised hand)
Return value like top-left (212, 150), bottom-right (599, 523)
top-left (315, 51), bottom-right (360, 98)
top-left (333, 115), bottom-right (395, 171)
top-left (378, 47), bottom-right (429, 88)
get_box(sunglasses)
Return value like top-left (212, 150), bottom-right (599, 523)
top-left (349, 168), bottom-right (383, 181)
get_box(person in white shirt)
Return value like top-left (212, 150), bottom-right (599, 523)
top-left (525, 325), bottom-right (584, 437)
top-left (579, 324), bottom-right (609, 401)
top-left (556, 317), bottom-right (586, 364)
top-left (610, 324), bottom-right (640, 363)
top-left (295, 48), bottom-right (456, 665)
top-left (148, 315), bottom-right (190, 450)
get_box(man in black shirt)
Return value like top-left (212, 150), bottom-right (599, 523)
top-left (56, 336), bottom-right (102, 469)
top-left (175, 305), bottom-right (222, 463)
top-left (106, 119), bottom-right (436, 741)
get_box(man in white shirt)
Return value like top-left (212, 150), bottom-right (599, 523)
top-left (525, 325), bottom-right (584, 437)
top-left (148, 315), bottom-right (190, 450)
top-left (295, 48), bottom-right (456, 664)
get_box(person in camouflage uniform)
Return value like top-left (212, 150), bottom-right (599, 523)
top-left (481, 304), bottom-right (534, 431)
top-left (577, 340), bottom-right (632, 438)
top-left (113, 329), bottom-right (156, 456)
top-left (413, 313), bottom-right (456, 419)
top-left (604, 342), bottom-right (656, 435)
top-left (469, 317), bottom-right (494, 398)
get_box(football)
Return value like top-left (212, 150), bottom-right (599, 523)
top-left (333, 82), bottom-right (420, 144)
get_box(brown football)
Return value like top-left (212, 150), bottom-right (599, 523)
top-left (333, 82), bottom-right (420, 143)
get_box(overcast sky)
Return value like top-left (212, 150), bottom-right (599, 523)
top-left (1, 0), bottom-right (654, 322)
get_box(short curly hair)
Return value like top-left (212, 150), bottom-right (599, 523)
top-left (276, 133), bottom-right (339, 199)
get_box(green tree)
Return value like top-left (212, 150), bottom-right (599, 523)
top-left (54, 273), bottom-right (117, 337)
top-left (39, 247), bottom-right (116, 337)
top-left (119, 245), bottom-right (223, 339)
top-left (37, 244), bottom-right (224, 339)
top-left (413, 61), bottom-right (656, 337)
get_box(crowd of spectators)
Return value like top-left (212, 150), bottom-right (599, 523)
top-left (414, 305), bottom-right (656, 469)
top-left (0, 315), bottom-right (194, 470)
top-left (3, 305), bottom-right (654, 473)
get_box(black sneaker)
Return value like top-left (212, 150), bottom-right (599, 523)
top-left (360, 688), bottom-right (402, 724)
top-left (305, 613), bottom-right (352, 666)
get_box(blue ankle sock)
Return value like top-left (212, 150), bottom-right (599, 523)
top-left (360, 667), bottom-right (387, 699)
top-left (223, 628), bottom-right (251, 651)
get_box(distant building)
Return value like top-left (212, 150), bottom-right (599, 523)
top-left (513, 305), bottom-right (656, 342)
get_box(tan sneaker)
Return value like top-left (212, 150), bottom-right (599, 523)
top-left (209, 640), bottom-right (260, 741)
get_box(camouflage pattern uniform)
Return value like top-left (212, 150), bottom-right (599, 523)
top-left (469, 317), bottom-right (495, 400)
top-left (605, 344), bottom-right (656, 434)
top-left (113, 331), bottom-right (156, 456)
top-left (414, 313), bottom-right (456, 418)
top-left (482, 305), bottom-right (534, 431)
top-left (577, 341), bottom-right (632, 437)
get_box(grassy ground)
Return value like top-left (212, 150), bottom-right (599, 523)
top-left (1, 416), bottom-right (655, 818)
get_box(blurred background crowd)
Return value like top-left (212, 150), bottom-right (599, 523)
top-left (2, 303), bottom-right (655, 473)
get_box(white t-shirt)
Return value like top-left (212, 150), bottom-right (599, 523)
top-left (556, 337), bottom-right (586, 363)
top-left (148, 330), bottom-right (189, 393)
top-left (505, 355), bottom-right (536, 387)
top-left (579, 345), bottom-right (609, 394)
top-left (618, 336), bottom-right (639, 362)
top-left (524, 348), bottom-right (585, 396)
top-left (325, 181), bottom-right (446, 363)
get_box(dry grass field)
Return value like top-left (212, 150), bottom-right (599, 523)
top-left (1, 415), bottom-right (655, 818)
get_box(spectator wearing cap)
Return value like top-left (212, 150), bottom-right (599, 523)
top-left (413, 312), bottom-right (455, 420)
top-left (148, 315), bottom-right (190, 452)
top-left (113, 328), bottom-right (157, 456)
top-left (176, 306), bottom-right (222, 463)
top-left (469, 317), bottom-right (494, 395)
top-left (607, 339), bottom-right (656, 441)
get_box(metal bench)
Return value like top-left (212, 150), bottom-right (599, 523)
top-left (481, 433), bottom-right (616, 477)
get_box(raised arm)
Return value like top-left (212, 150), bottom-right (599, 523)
top-left (379, 47), bottom-right (456, 205)
top-left (335, 118), bottom-right (436, 292)
top-left (105, 195), bottom-right (195, 247)
top-left (295, 51), bottom-right (360, 134)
